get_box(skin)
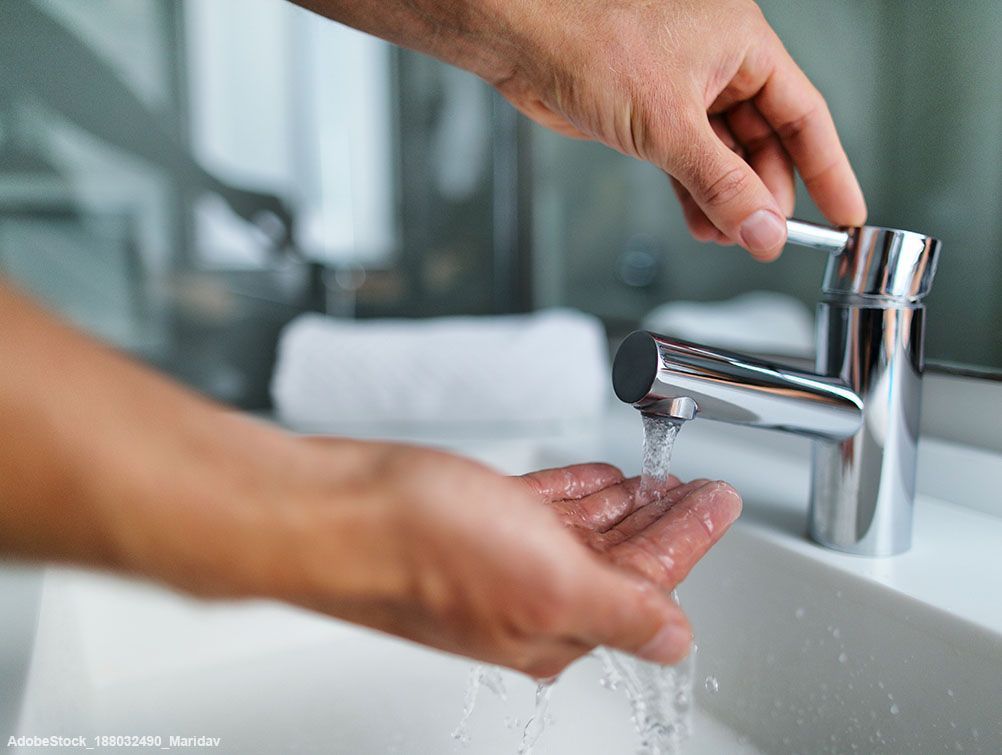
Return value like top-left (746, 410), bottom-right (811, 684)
top-left (295, 0), bottom-right (867, 259)
top-left (0, 284), bottom-right (740, 676)
top-left (0, 0), bottom-right (867, 676)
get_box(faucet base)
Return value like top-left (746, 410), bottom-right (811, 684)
top-left (807, 303), bottom-right (924, 556)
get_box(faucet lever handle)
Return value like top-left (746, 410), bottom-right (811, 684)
top-left (786, 218), bottom-right (850, 253)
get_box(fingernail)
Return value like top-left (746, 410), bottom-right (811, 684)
top-left (637, 623), bottom-right (692, 665)
top-left (739, 209), bottom-right (786, 254)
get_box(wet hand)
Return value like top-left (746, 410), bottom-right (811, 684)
top-left (141, 438), bottom-right (739, 679)
top-left (521, 464), bottom-right (742, 592)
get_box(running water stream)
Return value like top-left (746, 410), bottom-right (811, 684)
top-left (453, 414), bottom-right (695, 754)
top-left (596, 414), bottom-right (695, 755)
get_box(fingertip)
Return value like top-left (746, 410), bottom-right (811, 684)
top-left (739, 209), bottom-right (787, 259)
top-left (845, 196), bottom-right (868, 228)
top-left (709, 480), bottom-right (743, 523)
top-left (820, 178), bottom-right (867, 229)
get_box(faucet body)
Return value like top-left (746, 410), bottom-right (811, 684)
top-left (613, 220), bottom-right (940, 556)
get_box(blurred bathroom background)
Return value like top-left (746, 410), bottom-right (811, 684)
top-left (2, 0), bottom-right (1000, 410)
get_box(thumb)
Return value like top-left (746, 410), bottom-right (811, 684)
top-left (670, 116), bottom-right (788, 260)
top-left (572, 563), bottom-right (692, 665)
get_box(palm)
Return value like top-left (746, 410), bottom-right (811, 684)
top-left (520, 464), bottom-right (741, 591)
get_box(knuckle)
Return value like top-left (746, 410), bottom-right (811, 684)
top-left (700, 164), bottom-right (751, 208)
top-left (775, 92), bottom-right (826, 142)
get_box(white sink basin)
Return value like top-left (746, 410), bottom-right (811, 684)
top-left (683, 526), bottom-right (1001, 753)
top-left (5, 411), bottom-right (1002, 753)
top-left (0, 566), bottom-right (42, 746)
top-left (10, 568), bottom-right (752, 754)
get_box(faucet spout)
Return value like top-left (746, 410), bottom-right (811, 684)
top-left (611, 219), bottom-right (941, 556)
top-left (613, 331), bottom-right (863, 439)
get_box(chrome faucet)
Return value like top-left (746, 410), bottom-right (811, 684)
top-left (612, 219), bottom-right (941, 556)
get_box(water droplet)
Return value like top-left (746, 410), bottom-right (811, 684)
top-left (838, 652), bottom-right (848, 664)
top-left (831, 627), bottom-right (841, 639)
top-left (704, 676), bottom-right (719, 693)
top-left (795, 607), bottom-right (805, 620)
top-left (946, 688), bottom-right (955, 697)
top-left (890, 703), bottom-right (900, 715)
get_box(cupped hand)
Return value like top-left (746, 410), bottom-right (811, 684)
top-left (491, 0), bottom-right (866, 258)
top-left (131, 435), bottom-right (741, 679)
top-left (522, 464), bottom-right (741, 591)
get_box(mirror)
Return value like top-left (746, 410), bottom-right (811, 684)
top-left (2, 0), bottom-right (999, 417)
top-left (530, 0), bottom-right (1002, 373)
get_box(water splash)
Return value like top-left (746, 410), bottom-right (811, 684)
top-left (518, 679), bottom-right (556, 754)
top-left (451, 664), bottom-right (507, 746)
top-left (453, 413), bottom-right (695, 753)
top-left (597, 602), bottom-right (696, 755)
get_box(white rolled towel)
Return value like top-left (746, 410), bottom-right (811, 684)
top-left (271, 309), bottom-right (611, 430)
top-left (642, 291), bottom-right (815, 357)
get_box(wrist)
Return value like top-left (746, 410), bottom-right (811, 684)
top-left (103, 418), bottom-right (413, 614)
top-left (88, 403), bottom-right (298, 596)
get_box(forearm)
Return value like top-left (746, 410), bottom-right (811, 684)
top-left (0, 282), bottom-right (291, 586)
top-left (290, 0), bottom-right (528, 84)
top-left (0, 286), bottom-right (724, 674)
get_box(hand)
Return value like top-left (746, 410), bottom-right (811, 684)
top-left (0, 273), bottom-right (740, 681)
top-left (304, 0), bottom-right (865, 259)
top-left (115, 433), bottom-right (739, 679)
top-left (527, 465), bottom-right (742, 590)
top-left (487, 0), bottom-right (866, 259)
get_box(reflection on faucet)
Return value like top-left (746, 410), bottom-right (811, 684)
top-left (614, 220), bottom-right (941, 557)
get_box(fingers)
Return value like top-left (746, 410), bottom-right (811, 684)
top-left (755, 52), bottom-right (866, 227)
top-left (550, 475), bottom-right (661, 533)
top-left (670, 177), bottom-right (728, 244)
top-left (519, 463), bottom-right (624, 503)
top-left (669, 116), bottom-right (741, 246)
top-left (726, 101), bottom-right (796, 217)
top-left (667, 112), bottom-right (789, 260)
top-left (603, 481), bottom-right (742, 590)
top-left (568, 561), bottom-right (692, 665)
top-left (596, 478), bottom-right (713, 547)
